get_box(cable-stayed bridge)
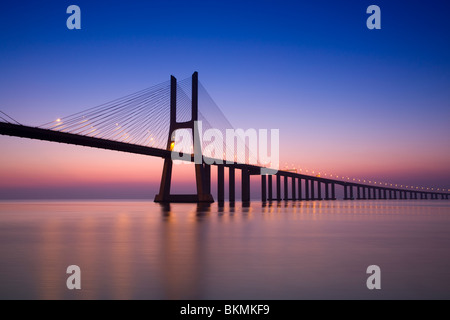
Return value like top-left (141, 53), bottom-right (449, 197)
top-left (0, 72), bottom-right (448, 203)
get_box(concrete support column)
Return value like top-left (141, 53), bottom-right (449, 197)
top-left (218, 165), bottom-right (224, 203)
top-left (276, 174), bottom-right (281, 201)
top-left (261, 174), bottom-right (266, 202)
top-left (292, 177), bottom-right (296, 201)
top-left (298, 178), bottom-right (302, 200)
top-left (268, 175), bottom-right (273, 201)
top-left (241, 168), bottom-right (250, 203)
top-left (284, 176), bottom-right (289, 201)
top-left (305, 179), bottom-right (310, 200)
top-left (229, 167), bottom-right (235, 203)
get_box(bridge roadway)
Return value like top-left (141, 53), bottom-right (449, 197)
top-left (1, 122), bottom-right (448, 202)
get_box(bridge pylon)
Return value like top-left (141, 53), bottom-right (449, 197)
top-left (154, 72), bottom-right (214, 203)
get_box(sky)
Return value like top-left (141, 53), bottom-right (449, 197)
top-left (0, 0), bottom-right (449, 199)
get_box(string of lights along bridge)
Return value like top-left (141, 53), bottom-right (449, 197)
top-left (282, 165), bottom-right (450, 194)
top-left (0, 72), bottom-right (448, 203)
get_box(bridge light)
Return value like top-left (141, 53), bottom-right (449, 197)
top-left (56, 118), bottom-right (61, 122)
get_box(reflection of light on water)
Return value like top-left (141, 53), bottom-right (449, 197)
top-left (39, 219), bottom-right (63, 300)
top-left (160, 204), bottom-right (203, 299)
top-left (111, 212), bottom-right (132, 299)
top-left (1, 200), bottom-right (449, 299)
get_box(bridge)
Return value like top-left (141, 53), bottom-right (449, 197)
top-left (0, 72), bottom-right (448, 203)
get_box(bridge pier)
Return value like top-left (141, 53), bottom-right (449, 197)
top-left (317, 181), bottom-right (323, 200)
top-left (229, 167), bottom-right (235, 203)
top-left (218, 165), bottom-right (224, 203)
top-left (261, 174), bottom-right (266, 202)
top-left (154, 72), bottom-right (213, 203)
top-left (284, 176), bottom-right (289, 201)
top-left (305, 179), bottom-right (310, 200)
top-left (310, 180), bottom-right (315, 200)
top-left (325, 182), bottom-right (330, 200)
top-left (276, 174), bottom-right (281, 201)
top-left (362, 187), bottom-right (367, 200)
top-left (357, 186), bottom-right (361, 200)
top-left (292, 177), bottom-right (296, 200)
top-left (268, 175), bottom-right (273, 201)
top-left (298, 178), bottom-right (303, 200)
top-left (242, 168), bottom-right (250, 203)
top-left (349, 185), bottom-right (354, 200)
top-left (344, 184), bottom-right (349, 200)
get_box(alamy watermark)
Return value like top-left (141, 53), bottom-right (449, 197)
top-left (169, 121), bottom-right (279, 175)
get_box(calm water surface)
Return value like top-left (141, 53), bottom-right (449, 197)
top-left (0, 200), bottom-right (449, 299)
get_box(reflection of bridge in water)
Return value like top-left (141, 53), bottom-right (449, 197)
top-left (0, 72), bottom-right (448, 203)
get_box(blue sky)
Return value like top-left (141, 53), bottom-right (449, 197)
top-left (0, 0), bottom-right (449, 198)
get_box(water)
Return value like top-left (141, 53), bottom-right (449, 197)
top-left (0, 200), bottom-right (449, 300)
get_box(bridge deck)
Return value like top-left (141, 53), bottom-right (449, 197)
top-left (0, 122), bottom-right (448, 199)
